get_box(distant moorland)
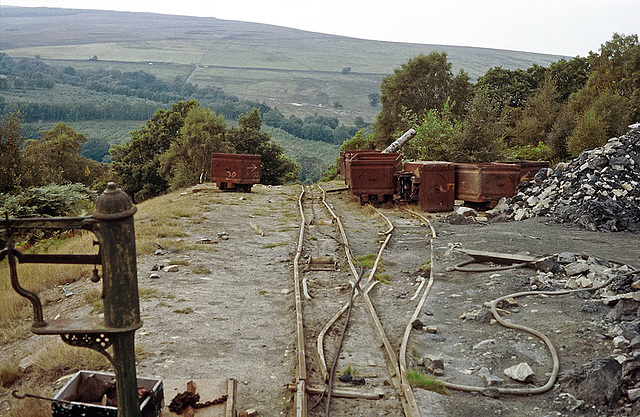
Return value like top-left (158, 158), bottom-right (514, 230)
top-left (0, 5), bottom-right (568, 181)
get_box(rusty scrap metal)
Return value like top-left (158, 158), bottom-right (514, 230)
top-left (168, 391), bottom-right (228, 414)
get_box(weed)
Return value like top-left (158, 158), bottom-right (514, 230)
top-left (259, 290), bottom-right (268, 295)
top-left (375, 273), bottom-right (393, 284)
top-left (157, 301), bottom-right (171, 307)
top-left (31, 338), bottom-right (110, 379)
top-left (309, 236), bottom-right (318, 241)
top-left (0, 362), bottom-right (21, 388)
top-left (139, 287), bottom-right (160, 299)
top-left (83, 288), bottom-right (103, 313)
top-left (173, 307), bottom-right (194, 314)
top-left (0, 232), bottom-right (96, 328)
top-left (357, 253), bottom-right (384, 270)
top-left (342, 365), bottom-right (356, 376)
top-left (260, 242), bottom-right (288, 249)
top-left (421, 260), bottom-right (432, 273)
top-left (191, 267), bottom-right (212, 275)
top-left (406, 369), bottom-right (450, 395)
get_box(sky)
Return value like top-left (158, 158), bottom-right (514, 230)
top-left (2, 0), bottom-right (639, 57)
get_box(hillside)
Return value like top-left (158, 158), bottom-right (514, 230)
top-left (0, 6), bottom-right (566, 124)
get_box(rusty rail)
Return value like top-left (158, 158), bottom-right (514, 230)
top-left (317, 185), bottom-right (420, 416)
top-left (293, 185), bottom-right (308, 416)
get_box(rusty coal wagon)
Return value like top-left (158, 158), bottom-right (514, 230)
top-left (402, 161), bottom-right (456, 212)
top-left (211, 153), bottom-right (261, 192)
top-left (343, 151), bottom-right (402, 204)
top-left (454, 162), bottom-right (520, 208)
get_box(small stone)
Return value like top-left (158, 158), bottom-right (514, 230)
top-left (456, 206), bottom-right (478, 217)
top-left (19, 353), bottom-right (38, 372)
top-left (504, 362), bottom-right (534, 382)
top-left (479, 367), bottom-right (502, 387)
top-left (481, 388), bottom-right (500, 398)
top-left (154, 249), bottom-right (163, 255)
top-left (557, 252), bottom-right (577, 264)
top-left (425, 325), bottom-right (438, 334)
top-left (576, 276), bottom-right (593, 288)
top-left (246, 409), bottom-right (258, 417)
top-left (564, 261), bottom-right (590, 276)
top-left (613, 335), bottom-right (629, 349)
top-left (628, 388), bottom-right (640, 402)
top-left (165, 265), bottom-right (179, 272)
top-left (412, 319), bottom-right (425, 330)
top-left (149, 273), bottom-right (160, 279)
top-left (513, 209), bottom-right (528, 221)
top-left (151, 264), bottom-right (160, 271)
top-left (473, 339), bottom-right (496, 350)
top-left (196, 236), bottom-right (216, 244)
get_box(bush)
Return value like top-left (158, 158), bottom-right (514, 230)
top-left (567, 108), bottom-right (608, 156)
top-left (0, 183), bottom-right (96, 218)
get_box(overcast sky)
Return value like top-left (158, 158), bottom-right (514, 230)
top-left (2, 0), bottom-right (638, 56)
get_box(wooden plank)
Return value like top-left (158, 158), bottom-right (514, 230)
top-left (458, 248), bottom-right (538, 264)
top-left (287, 383), bottom-right (383, 400)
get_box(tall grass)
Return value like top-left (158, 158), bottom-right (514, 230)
top-left (0, 232), bottom-right (96, 330)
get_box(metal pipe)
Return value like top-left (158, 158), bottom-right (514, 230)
top-left (382, 128), bottom-right (416, 153)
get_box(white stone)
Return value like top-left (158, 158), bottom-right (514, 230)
top-left (504, 362), bottom-right (534, 382)
top-left (165, 265), bottom-right (180, 272)
top-left (613, 335), bottom-right (629, 349)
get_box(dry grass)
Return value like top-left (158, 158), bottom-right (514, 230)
top-left (3, 338), bottom-right (112, 417)
top-left (0, 232), bottom-right (96, 329)
top-left (134, 191), bottom-right (210, 255)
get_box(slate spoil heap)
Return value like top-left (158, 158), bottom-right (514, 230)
top-left (505, 125), bottom-right (640, 232)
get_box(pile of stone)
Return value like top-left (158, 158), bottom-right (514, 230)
top-left (503, 125), bottom-right (640, 232)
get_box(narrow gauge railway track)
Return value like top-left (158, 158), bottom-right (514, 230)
top-left (292, 185), bottom-right (437, 416)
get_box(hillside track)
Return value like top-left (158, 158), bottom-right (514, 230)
top-left (293, 185), bottom-right (436, 416)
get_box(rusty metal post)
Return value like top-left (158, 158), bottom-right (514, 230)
top-left (92, 182), bottom-right (141, 417)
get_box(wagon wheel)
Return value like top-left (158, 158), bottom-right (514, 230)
top-left (219, 182), bottom-right (227, 190)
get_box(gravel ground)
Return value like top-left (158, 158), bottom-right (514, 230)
top-left (3, 182), bottom-right (640, 417)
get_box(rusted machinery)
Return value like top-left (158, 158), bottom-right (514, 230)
top-left (2, 183), bottom-right (155, 417)
top-left (402, 161), bottom-right (455, 212)
top-left (342, 154), bottom-right (547, 210)
top-left (211, 153), bottom-right (261, 192)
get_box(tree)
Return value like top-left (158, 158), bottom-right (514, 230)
top-left (22, 122), bottom-right (104, 187)
top-left (0, 112), bottom-right (24, 193)
top-left (567, 107), bottom-right (607, 156)
top-left (373, 52), bottom-right (470, 148)
top-left (227, 109), bottom-right (299, 185)
top-left (449, 87), bottom-right (504, 162)
top-left (509, 76), bottom-right (561, 147)
top-left (401, 100), bottom-right (460, 161)
top-left (159, 106), bottom-right (230, 190)
top-left (111, 100), bottom-right (199, 201)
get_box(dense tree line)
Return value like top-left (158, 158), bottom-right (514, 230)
top-left (0, 53), bottom-right (362, 145)
top-left (368, 33), bottom-right (640, 164)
